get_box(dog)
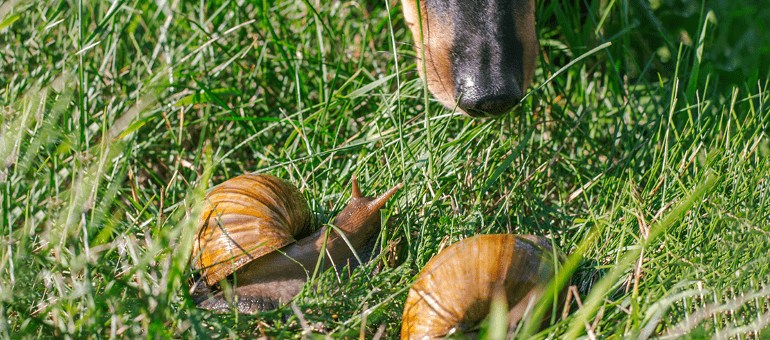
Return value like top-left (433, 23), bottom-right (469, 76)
top-left (400, 0), bottom-right (538, 117)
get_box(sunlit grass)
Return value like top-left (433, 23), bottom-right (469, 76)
top-left (1, 0), bottom-right (768, 338)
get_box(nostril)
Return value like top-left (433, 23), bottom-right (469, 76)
top-left (456, 87), bottom-right (522, 117)
top-left (454, 71), bottom-right (524, 117)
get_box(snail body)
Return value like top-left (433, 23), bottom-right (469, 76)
top-left (191, 174), bottom-right (402, 313)
top-left (401, 234), bottom-right (568, 339)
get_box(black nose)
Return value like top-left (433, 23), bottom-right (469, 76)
top-left (456, 83), bottom-right (522, 117)
top-left (455, 75), bottom-right (523, 117)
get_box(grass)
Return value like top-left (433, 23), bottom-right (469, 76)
top-left (1, 0), bottom-right (769, 338)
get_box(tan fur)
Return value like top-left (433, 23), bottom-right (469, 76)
top-left (402, 0), bottom-right (457, 110)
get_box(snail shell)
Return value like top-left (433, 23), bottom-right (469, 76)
top-left (401, 234), bottom-right (567, 339)
top-left (192, 174), bottom-right (314, 286)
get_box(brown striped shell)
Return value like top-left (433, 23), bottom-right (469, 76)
top-left (192, 174), bottom-right (313, 286)
top-left (401, 234), bottom-right (567, 339)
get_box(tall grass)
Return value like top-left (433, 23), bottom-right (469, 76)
top-left (1, 0), bottom-right (768, 338)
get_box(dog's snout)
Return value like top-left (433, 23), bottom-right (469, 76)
top-left (451, 36), bottom-right (525, 116)
top-left (401, 0), bottom-right (538, 118)
top-left (455, 72), bottom-right (523, 117)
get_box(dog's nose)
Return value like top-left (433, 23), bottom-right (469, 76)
top-left (455, 74), bottom-right (523, 117)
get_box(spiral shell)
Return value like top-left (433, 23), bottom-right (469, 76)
top-left (192, 174), bottom-right (313, 286)
top-left (401, 234), bottom-right (566, 339)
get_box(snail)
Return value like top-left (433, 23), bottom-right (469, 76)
top-left (401, 234), bottom-right (568, 339)
top-left (190, 174), bottom-right (402, 313)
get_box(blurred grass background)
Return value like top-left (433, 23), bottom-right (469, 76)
top-left (1, 0), bottom-right (768, 338)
